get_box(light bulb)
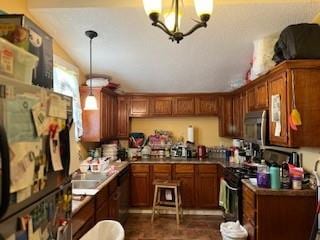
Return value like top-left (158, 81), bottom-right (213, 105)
top-left (84, 95), bottom-right (98, 110)
top-left (143, 0), bottom-right (162, 15)
top-left (194, 0), bottom-right (213, 17)
top-left (164, 12), bottom-right (181, 31)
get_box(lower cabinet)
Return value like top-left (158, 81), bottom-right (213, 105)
top-left (130, 164), bottom-right (150, 207)
top-left (195, 165), bottom-right (218, 208)
top-left (108, 177), bottom-right (120, 220)
top-left (242, 183), bottom-right (316, 240)
top-left (72, 198), bottom-right (95, 240)
top-left (130, 163), bottom-right (219, 209)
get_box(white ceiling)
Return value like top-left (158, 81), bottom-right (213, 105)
top-left (28, 0), bottom-right (320, 93)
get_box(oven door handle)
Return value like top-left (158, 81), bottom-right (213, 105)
top-left (225, 181), bottom-right (238, 192)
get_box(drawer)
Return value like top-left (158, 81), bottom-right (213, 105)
top-left (95, 185), bottom-right (108, 209)
top-left (198, 164), bottom-right (217, 174)
top-left (153, 164), bottom-right (171, 173)
top-left (108, 178), bottom-right (118, 195)
top-left (175, 164), bottom-right (194, 173)
top-left (131, 164), bottom-right (150, 173)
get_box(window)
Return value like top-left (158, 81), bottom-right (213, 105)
top-left (53, 55), bottom-right (82, 140)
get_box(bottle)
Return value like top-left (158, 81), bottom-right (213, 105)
top-left (281, 161), bottom-right (290, 189)
top-left (270, 163), bottom-right (280, 189)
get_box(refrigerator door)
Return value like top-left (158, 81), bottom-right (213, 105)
top-left (0, 75), bottom-right (73, 222)
top-left (0, 124), bottom-right (10, 219)
top-left (0, 182), bottom-right (72, 239)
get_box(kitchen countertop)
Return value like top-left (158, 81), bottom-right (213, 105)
top-left (242, 179), bottom-right (316, 196)
top-left (72, 161), bottom-right (129, 216)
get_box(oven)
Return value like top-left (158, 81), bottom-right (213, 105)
top-left (221, 167), bottom-right (257, 223)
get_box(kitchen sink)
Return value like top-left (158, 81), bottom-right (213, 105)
top-left (72, 172), bottom-right (108, 182)
top-left (72, 180), bottom-right (102, 195)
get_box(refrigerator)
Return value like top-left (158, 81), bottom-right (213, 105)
top-left (0, 75), bottom-right (73, 239)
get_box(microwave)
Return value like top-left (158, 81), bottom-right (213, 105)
top-left (244, 110), bottom-right (268, 147)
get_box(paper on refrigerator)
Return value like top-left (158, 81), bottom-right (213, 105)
top-left (10, 141), bottom-right (41, 193)
top-left (69, 123), bottom-right (80, 175)
top-left (50, 135), bottom-right (63, 171)
top-left (48, 94), bottom-right (67, 119)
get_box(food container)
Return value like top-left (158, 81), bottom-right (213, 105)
top-left (292, 176), bottom-right (302, 190)
top-left (0, 37), bottom-right (38, 84)
top-left (80, 157), bottom-right (109, 173)
top-left (257, 172), bottom-right (271, 188)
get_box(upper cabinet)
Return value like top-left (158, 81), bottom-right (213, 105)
top-left (117, 96), bottom-right (130, 139)
top-left (232, 93), bottom-right (245, 138)
top-left (150, 97), bottom-right (172, 116)
top-left (267, 61), bottom-right (320, 147)
top-left (219, 95), bottom-right (234, 137)
top-left (80, 87), bottom-right (118, 142)
top-left (246, 80), bottom-right (268, 112)
top-left (130, 96), bottom-right (149, 117)
top-left (172, 96), bottom-right (195, 116)
top-left (195, 95), bottom-right (219, 115)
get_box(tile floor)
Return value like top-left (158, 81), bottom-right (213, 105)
top-left (124, 214), bottom-right (223, 240)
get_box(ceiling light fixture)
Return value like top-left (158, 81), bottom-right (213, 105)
top-left (143, 0), bottom-right (213, 43)
top-left (84, 30), bottom-right (98, 110)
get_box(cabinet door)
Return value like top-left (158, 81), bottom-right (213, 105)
top-left (130, 96), bottom-right (149, 117)
top-left (80, 87), bottom-right (102, 142)
top-left (101, 93), bottom-right (111, 140)
top-left (246, 87), bottom-right (256, 112)
top-left (255, 81), bottom-right (268, 109)
top-left (95, 201), bottom-right (109, 223)
top-left (117, 96), bottom-right (130, 138)
top-left (219, 96), bottom-right (234, 137)
top-left (149, 97), bottom-right (172, 116)
top-left (172, 96), bottom-right (195, 115)
top-left (232, 94), bottom-right (243, 138)
top-left (150, 164), bottom-right (172, 205)
top-left (195, 95), bottom-right (218, 115)
top-left (196, 165), bottom-right (218, 208)
top-left (268, 72), bottom-right (288, 146)
top-left (130, 165), bottom-right (150, 207)
top-left (72, 198), bottom-right (95, 239)
top-left (173, 165), bottom-right (195, 208)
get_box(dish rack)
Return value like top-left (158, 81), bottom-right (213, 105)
top-left (80, 157), bottom-right (109, 173)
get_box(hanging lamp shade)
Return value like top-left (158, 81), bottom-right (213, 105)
top-left (84, 30), bottom-right (98, 111)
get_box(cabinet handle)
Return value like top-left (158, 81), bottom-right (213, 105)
top-left (113, 190), bottom-right (121, 200)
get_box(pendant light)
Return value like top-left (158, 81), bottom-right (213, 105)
top-left (143, 0), bottom-right (213, 43)
top-left (84, 30), bottom-right (98, 110)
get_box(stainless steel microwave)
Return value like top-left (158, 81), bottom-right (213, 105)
top-left (244, 110), bottom-right (268, 147)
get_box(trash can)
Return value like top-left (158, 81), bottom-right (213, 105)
top-left (80, 220), bottom-right (125, 240)
top-left (220, 220), bottom-right (248, 240)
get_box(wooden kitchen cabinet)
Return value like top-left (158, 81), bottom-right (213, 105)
top-left (80, 87), bottom-right (117, 142)
top-left (72, 198), bottom-right (95, 240)
top-left (130, 96), bottom-right (149, 117)
top-left (94, 184), bottom-right (109, 223)
top-left (268, 72), bottom-right (288, 146)
top-left (195, 95), bottom-right (219, 115)
top-left (117, 96), bottom-right (130, 138)
top-left (173, 164), bottom-right (195, 208)
top-left (246, 80), bottom-right (268, 112)
top-left (232, 93), bottom-right (244, 138)
top-left (242, 183), bottom-right (316, 240)
top-left (219, 95), bottom-right (234, 137)
top-left (150, 164), bottom-right (172, 205)
top-left (195, 165), bottom-right (218, 208)
top-left (172, 96), bottom-right (195, 116)
top-left (130, 164), bottom-right (150, 207)
top-left (108, 178), bottom-right (120, 221)
top-left (150, 96), bottom-right (172, 116)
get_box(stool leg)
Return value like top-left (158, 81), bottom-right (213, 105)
top-left (151, 185), bottom-right (158, 223)
top-left (174, 186), bottom-right (179, 225)
top-left (178, 188), bottom-right (183, 221)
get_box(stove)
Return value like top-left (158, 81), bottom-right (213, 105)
top-left (222, 166), bottom-right (257, 223)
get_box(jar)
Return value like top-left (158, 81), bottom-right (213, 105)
top-left (292, 176), bottom-right (302, 190)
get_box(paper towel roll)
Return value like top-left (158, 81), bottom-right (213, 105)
top-left (187, 125), bottom-right (194, 143)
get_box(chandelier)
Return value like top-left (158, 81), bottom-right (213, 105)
top-left (143, 0), bottom-right (213, 43)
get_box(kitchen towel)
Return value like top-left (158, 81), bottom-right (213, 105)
top-left (219, 178), bottom-right (229, 213)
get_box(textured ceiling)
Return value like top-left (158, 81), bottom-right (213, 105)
top-left (28, 0), bottom-right (320, 93)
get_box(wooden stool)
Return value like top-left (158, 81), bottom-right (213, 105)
top-left (151, 179), bottom-right (183, 225)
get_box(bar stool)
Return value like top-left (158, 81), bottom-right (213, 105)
top-left (151, 179), bottom-right (183, 225)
